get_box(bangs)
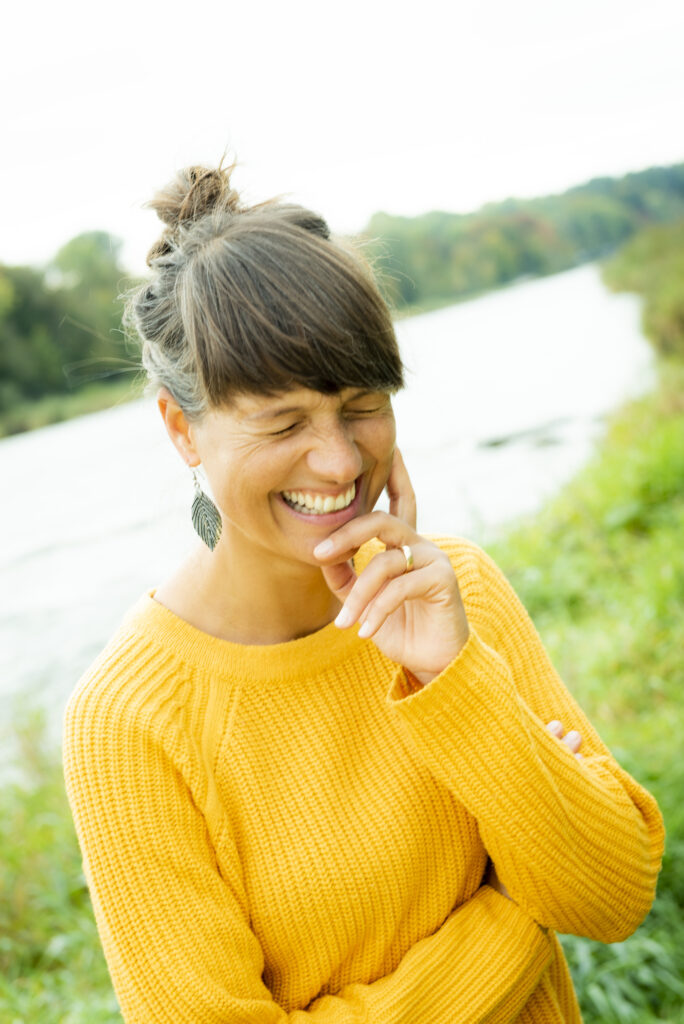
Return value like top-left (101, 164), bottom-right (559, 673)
top-left (178, 215), bottom-right (405, 405)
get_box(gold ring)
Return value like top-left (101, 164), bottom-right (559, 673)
top-left (401, 544), bottom-right (414, 572)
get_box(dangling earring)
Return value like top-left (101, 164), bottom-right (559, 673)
top-left (190, 466), bottom-right (222, 551)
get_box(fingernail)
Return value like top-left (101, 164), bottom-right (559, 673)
top-left (335, 607), bottom-right (353, 628)
top-left (547, 720), bottom-right (562, 733)
top-left (313, 540), bottom-right (333, 557)
top-left (565, 730), bottom-right (581, 745)
top-left (357, 621), bottom-right (372, 638)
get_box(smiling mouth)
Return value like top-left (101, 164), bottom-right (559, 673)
top-left (281, 481), bottom-right (356, 515)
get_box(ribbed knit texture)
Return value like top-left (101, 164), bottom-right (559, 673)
top-left (63, 536), bottom-right (664, 1023)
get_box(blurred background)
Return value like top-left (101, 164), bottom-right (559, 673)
top-left (1, 1), bottom-right (683, 1020)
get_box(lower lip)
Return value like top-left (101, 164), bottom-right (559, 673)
top-left (277, 477), bottom-right (363, 525)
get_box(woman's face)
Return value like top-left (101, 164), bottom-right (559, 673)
top-left (187, 386), bottom-right (397, 567)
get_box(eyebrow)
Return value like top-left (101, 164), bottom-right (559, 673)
top-left (245, 390), bottom-right (380, 422)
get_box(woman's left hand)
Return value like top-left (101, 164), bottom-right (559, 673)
top-left (313, 449), bottom-right (470, 685)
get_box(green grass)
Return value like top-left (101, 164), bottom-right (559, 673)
top-left (0, 377), bottom-right (144, 439)
top-left (0, 711), bottom-right (120, 1022)
top-left (2, 361), bottom-right (684, 1021)
top-left (487, 357), bottom-right (684, 1023)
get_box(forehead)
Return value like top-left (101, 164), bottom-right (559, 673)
top-left (229, 387), bottom-right (375, 420)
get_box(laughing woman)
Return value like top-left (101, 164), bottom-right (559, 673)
top-left (63, 164), bottom-right (664, 1023)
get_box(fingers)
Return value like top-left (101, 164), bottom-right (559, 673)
top-left (313, 509), bottom-right (417, 565)
top-left (319, 559), bottom-right (357, 606)
top-left (386, 448), bottom-right (417, 529)
top-left (331, 539), bottom-right (453, 634)
top-left (312, 449), bottom-right (416, 565)
top-left (546, 720), bottom-right (583, 760)
top-left (355, 566), bottom-right (439, 638)
top-left (332, 547), bottom-right (411, 628)
top-left (562, 731), bottom-right (583, 756)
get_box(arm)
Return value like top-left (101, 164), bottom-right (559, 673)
top-left (313, 452), bottom-right (663, 943)
top-left (63, 688), bottom-right (552, 1024)
top-left (386, 540), bottom-right (665, 942)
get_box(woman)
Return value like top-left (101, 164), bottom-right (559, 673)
top-left (63, 163), bottom-right (664, 1023)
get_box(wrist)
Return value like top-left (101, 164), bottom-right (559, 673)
top-left (404, 627), bottom-right (471, 689)
top-left (403, 667), bottom-right (432, 690)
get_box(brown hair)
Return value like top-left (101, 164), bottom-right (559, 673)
top-left (124, 162), bottom-right (404, 420)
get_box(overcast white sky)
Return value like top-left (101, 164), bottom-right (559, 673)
top-left (3, 0), bottom-right (683, 274)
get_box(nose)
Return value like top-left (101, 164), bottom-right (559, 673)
top-left (305, 417), bottom-right (363, 484)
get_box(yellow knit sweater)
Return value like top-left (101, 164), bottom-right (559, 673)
top-left (63, 536), bottom-right (664, 1023)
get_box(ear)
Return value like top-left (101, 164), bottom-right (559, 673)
top-left (156, 387), bottom-right (200, 466)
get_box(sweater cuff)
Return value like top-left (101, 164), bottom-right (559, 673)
top-left (386, 627), bottom-right (485, 705)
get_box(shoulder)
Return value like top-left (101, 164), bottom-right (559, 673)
top-left (63, 592), bottom-right (196, 766)
top-left (425, 533), bottom-right (506, 601)
top-left (423, 534), bottom-right (532, 646)
top-left (424, 533), bottom-right (490, 574)
top-left (426, 532), bottom-right (519, 585)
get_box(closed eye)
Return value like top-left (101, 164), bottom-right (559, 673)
top-left (345, 406), bottom-right (385, 416)
top-left (270, 422), bottom-right (300, 436)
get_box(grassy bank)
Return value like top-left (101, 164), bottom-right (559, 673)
top-left (0, 377), bottom-right (144, 439)
top-left (0, 711), bottom-right (119, 1020)
top-left (487, 357), bottom-right (684, 1023)
top-left (2, 358), bottom-right (683, 1021)
top-left (601, 218), bottom-right (684, 360)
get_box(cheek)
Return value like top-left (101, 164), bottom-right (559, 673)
top-left (199, 453), bottom-right (247, 512)
top-left (370, 417), bottom-right (397, 467)
top-left (360, 417), bottom-right (396, 491)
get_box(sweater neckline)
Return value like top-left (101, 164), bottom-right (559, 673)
top-left (123, 543), bottom-right (385, 684)
top-left (123, 538), bottom-right (385, 683)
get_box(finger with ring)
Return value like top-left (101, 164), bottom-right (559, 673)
top-left (335, 546), bottom-right (419, 629)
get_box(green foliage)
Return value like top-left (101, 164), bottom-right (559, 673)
top-left (50, 232), bottom-right (132, 384)
top-left (0, 266), bottom-right (73, 406)
top-left (487, 360), bottom-right (684, 1023)
top-left (0, 709), bottom-right (122, 1022)
top-left (364, 162), bottom-right (684, 314)
top-left (0, 231), bottom-right (141, 424)
top-left (602, 220), bottom-right (684, 358)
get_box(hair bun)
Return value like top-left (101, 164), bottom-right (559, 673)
top-left (147, 162), bottom-right (242, 231)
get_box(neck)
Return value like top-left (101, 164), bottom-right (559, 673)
top-left (163, 529), bottom-right (342, 646)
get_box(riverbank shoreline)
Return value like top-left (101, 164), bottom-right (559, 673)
top-left (0, 377), bottom-right (145, 439)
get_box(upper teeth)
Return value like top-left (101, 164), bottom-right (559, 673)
top-left (282, 482), bottom-right (356, 513)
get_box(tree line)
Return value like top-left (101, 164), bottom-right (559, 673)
top-left (363, 163), bottom-right (684, 311)
top-left (1, 163), bottom-right (683, 433)
top-left (0, 232), bottom-right (138, 418)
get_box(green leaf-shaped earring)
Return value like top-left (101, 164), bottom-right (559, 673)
top-left (191, 467), bottom-right (222, 551)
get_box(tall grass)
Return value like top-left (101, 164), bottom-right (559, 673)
top-left (0, 711), bottom-right (119, 1021)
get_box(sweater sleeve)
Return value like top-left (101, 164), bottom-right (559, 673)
top-left (386, 541), bottom-right (665, 943)
top-left (63, 685), bottom-right (553, 1024)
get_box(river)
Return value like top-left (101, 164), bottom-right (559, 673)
top-left (0, 262), bottom-right (653, 745)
